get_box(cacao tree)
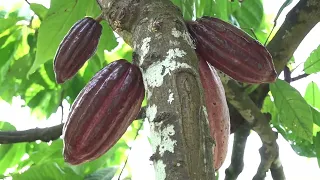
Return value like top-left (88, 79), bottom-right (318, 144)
top-left (0, 0), bottom-right (320, 179)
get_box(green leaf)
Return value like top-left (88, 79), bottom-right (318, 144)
top-left (96, 21), bottom-right (118, 64)
top-left (27, 89), bottom-right (47, 109)
top-left (29, 140), bottom-right (64, 165)
top-left (262, 95), bottom-right (279, 125)
top-left (85, 0), bottom-right (102, 17)
top-left (171, 0), bottom-right (193, 20)
top-left (0, 143), bottom-right (26, 175)
top-left (12, 162), bottom-right (83, 180)
top-left (270, 79), bottom-right (313, 142)
top-left (0, 17), bottom-right (20, 31)
top-left (304, 45), bottom-right (320, 74)
top-left (290, 136), bottom-right (316, 157)
top-left (30, 3), bottom-right (48, 20)
top-left (7, 55), bottom-right (33, 79)
top-left (263, 99), bottom-right (318, 157)
top-left (212, 0), bottom-right (229, 21)
top-left (28, 0), bottom-right (92, 75)
top-left (82, 55), bottom-right (102, 83)
top-left (316, 132), bottom-right (320, 168)
top-left (65, 75), bottom-right (87, 104)
top-left (44, 91), bottom-right (61, 118)
top-left (273, 0), bottom-right (293, 24)
top-left (44, 60), bottom-right (56, 84)
top-left (85, 167), bottom-right (118, 180)
top-left (304, 81), bottom-right (320, 110)
top-left (69, 139), bottom-right (127, 176)
top-left (233, 0), bottom-right (264, 30)
top-left (311, 107), bottom-right (320, 127)
top-left (0, 121), bottom-right (16, 130)
top-left (0, 41), bottom-right (17, 85)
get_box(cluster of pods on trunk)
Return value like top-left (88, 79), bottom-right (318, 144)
top-left (53, 14), bottom-right (276, 170)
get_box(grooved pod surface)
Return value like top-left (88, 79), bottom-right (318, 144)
top-left (199, 57), bottom-right (230, 170)
top-left (187, 17), bottom-right (277, 84)
top-left (54, 17), bottom-right (102, 84)
top-left (63, 60), bottom-right (145, 165)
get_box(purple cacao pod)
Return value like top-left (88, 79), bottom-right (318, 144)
top-left (54, 17), bottom-right (102, 84)
top-left (199, 56), bottom-right (230, 170)
top-left (63, 59), bottom-right (145, 165)
top-left (187, 17), bottom-right (277, 84)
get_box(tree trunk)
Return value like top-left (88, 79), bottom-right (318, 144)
top-left (97, 0), bottom-right (216, 179)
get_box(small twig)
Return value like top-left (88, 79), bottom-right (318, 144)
top-left (60, 90), bottom-right (65, 123)
top-left (290, 61), bottom-right (303, 73)
top-left (291, 73), bottom-right (310, 82)
top-left (249, 28), bottom-right (258, 41)
top-left (225, 123), bottom-right (250, 180)
top-left (118, 121), bottom-right (144, 180)
top-left (264, 25), bottom-right (275, 46)
top-left (25, 0), bottom-right (30, 5)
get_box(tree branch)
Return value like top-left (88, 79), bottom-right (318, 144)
top-left (0, 124), bottom-right (63, 144)
top-left (228, 1), bottom-right (320, 179)
top-left (291, 73), bottom-right (310, 82)
top-left (0, 107), bottom-right (146, 144)
top-left (218, 74), bottom-right (279, 179)
top-left (270, 156), bottom-right (286, 180)
top-left (225, 122), bottom-right (250, 180)
top-left (252, 0), bottom-right (320, 106)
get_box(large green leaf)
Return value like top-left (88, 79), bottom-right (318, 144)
top-left (263, 98), bottom-right (317, 157)
top-left (30, 3), bottom-right (48, 20)
top-left (304, 45), bottom-right (320, 74)
top-left (212, 0), bottom-right (229, 21)
top-left (270, 79), bottom-right (313, 142)
top-left (12, 162), bottom-right (83, 180)
top-left (233, 0), bottom-right (263, 29)
top-left (28, 0), bottom-right (93, 75)
top-left (304, 81), bottom-right (320, 110)
top-left (85, 167), bottom-right (118, 180)
top-left (311, 107), bottom-right (320, 127)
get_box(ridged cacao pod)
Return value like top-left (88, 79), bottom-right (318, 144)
top-left (63, 59), bottom-right (145, 165)
top-left (54, 17), bottom-right (102, 84)
top-left (199, 56), bottom-right (230, 170)
top-left (187, 17), bottom-right (277, 84)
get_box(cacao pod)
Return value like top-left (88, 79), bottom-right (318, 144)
top-left (54, 17), bottom-right (102, 84)
top-left (187, 17), bottom-right (277, 84)
top-left (199, 56), bottom-right (230, 170)
top-left (63, 59), bottom-right (145, 165)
